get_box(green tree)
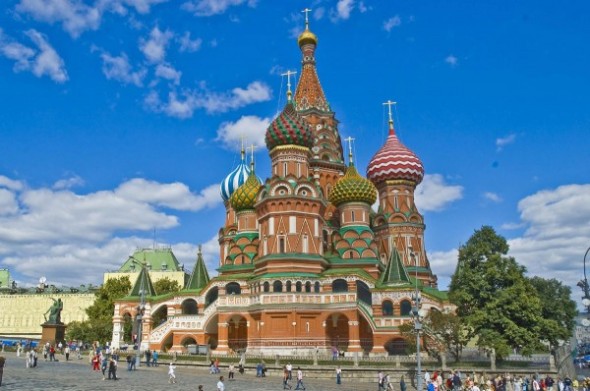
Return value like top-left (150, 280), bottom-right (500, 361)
top-left (449, 226), bottom-right (544, 358)
top-left (529, 277), bottom-right (577, 348)
top-left (66, 276), bottom-right (131, 344)
top-left (153, 277), bottom-right (182, 295)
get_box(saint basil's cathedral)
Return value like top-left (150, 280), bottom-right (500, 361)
top-left (111, 17), bottom-right (452, 356)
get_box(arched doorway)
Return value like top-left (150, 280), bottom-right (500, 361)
top-left (162, 333), bottom-right (173, 352)
top-left (181, 336), bottom-right (197, 348)
top-left (205, 287), bottom-right (219, 307)
top-left (385, 338), bottom-right (408, 355)
top-left (204, 315), bottom-right (218, 350)
top-left (356, 280), bottom-right (372, 306)
top-left (359, 313), bottom-right (374, 354)
top-left (122, 312), bottom-right (133, 343)
top-left (325, 313), bottom-right (350, 352)
top-left (151, 305), bottom-right (168, 328)
top-left (226, 282), bottom-right (241, 295)
top-left (181, 299), bottom-right (198, 315)
top-left (228, 315), bottom-right (248, 352)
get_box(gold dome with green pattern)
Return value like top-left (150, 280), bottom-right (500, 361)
top-left (329, 164), bottom-right (377, 207)
top-left (230, 170), bottom-right (261, 211)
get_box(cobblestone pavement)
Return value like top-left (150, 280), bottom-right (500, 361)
top-left (0, 352), bottom-right (378, 391)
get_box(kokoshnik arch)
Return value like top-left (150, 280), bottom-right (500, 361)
top-left (111, 16), bottom-right (453, 356)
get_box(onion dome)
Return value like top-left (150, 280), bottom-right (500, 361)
top-left (329, 164), bottom-right (377, 207)
top-left (220, 149), bottom-right (251, 202)
top-left (298, 28), bottom-right (317, 47)
top-left (230, 170), bottom-right (261, 212)
top-left (265, 101), bottom-right (313, 150)
top-left (366, 115), bottom-right (424, 185)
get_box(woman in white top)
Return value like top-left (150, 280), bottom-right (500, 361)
top-left (168, 362), bottom-right (177, 384)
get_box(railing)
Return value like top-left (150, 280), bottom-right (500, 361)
top-left (247, 292), bottom-right (358, 306)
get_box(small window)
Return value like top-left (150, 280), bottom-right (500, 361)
top-left (400, 300), bottom-right (412, 316)
top-left (273, 280), bottom-right (283, 292)
top-left (286, 281), bottom-right (292, 292)
top-left (296, 281), bottom-right (302, 292)
top-left (351, 211), bottom-right (356, 222)
top-left (263, 282), bottom-right (270, 293)
top-left (279, 237), bottom-right (286, 253)
top-left (382, 300), bottom-right (394, 316)
top-left (305, 281), bottom-right (311, 293)
top-left (314, 281), bottom-right (320, 293)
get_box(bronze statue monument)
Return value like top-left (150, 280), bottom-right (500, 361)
top-left (44, 298), bottom-right (63, 324)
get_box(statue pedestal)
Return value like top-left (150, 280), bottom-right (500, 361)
top-left (41, 323), bottom-right (67, 346)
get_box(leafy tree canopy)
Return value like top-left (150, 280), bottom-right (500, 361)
top-left (66, 276), bottom-right (131, 344)
top-left (153, 277), bottom-right (182, 295)
top-left (449, 226), bottom-right (545, 358)
top-left (529, 276), bottom-right (577, 347)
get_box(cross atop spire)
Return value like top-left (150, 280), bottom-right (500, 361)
top-left (240, 135), bottom-right (245, 160)
top-left (249, 144), bottom-right (255, 170)
top-left (281, 70), bottom-right (297, 101)
top-left (302, 8), bottom-right (312, 29)
top-left (345, 136), bottom-right (355, 165)
top-left (383, 100), bottom-right (397, 135)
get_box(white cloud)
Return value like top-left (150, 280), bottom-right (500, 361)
top-left (25, 30), bottom-right (69, 83)
top-left (313, 7), bottom-right (325, 20)
top-left (445, 54), bottom-right (458, 67)
top-left (0, 29), bottom-right (68, 83)
top-left (415, 174), bottom-right (464, 212)
top-left (115, 179), bottom-right (220, 211)
top-left (0, 176), bottom-right (25, 191)
top-left (330, 0), bottom-right (355, 22)
top-left (100, 51), bottom-right (146, 86)
top-left (16, 0), bottom-right (102, 37)
top-left (140, 26), bottom-right (173, 63)
top-left (15, 0), bottom-right (168, 37)
top-left (178, 32), bottom-right (202, 53)
top-left (496, 133), bottom-right (516, 151)
top-left (155, 63), bottom-right (181, 85)
top-left (145, 81), bottom-right (272, 118)
top-left (501, 222), bottom-right (525, 230)
top-left (0, 189), bottom-right (19, 216)
top-left (428, 249), bottom-right (459, 290)
top-left (181, 0), bottom-right (253, 17)
top-left (482, 191), bottom-right (502, 203)
top-left (53, 175), bottom-right (85, 190)
top-left (216, 115), bottom-right (271, 151)
top-left (383, 15), bottom-right (401, 32)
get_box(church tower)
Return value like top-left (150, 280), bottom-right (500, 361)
top-left (293, 12), bottom-right (346, 213)
top-left (366, 102), bottom-right (437, 286)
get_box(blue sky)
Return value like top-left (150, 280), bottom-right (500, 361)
top-left (0, 0), bottom-right (589, 303)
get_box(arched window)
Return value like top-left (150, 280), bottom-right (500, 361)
top-left (314, 281), bottom-right (320, 293)
top-left (332, 279), bottom-right (348, 293)
top-left (305, 281), bottom-right (311, 293)
top-left (181, 299), bottom-right (198, 315)
top-left (400, 300), bottom-right (412, 316)
top-left (382, 300), bottom-right (394, 316)
top-left (205, 287), bottom-right (218, 307)
top-left (263, 281), bottom-right (270, 293)
top-left (296, 281), bottom-right (302, 292)
top-left (273, 280), bottom-right (283, 293)
top-left (226, 282), bottom-right (241, 295)
top-left (286, 281), bottom-right (292, 292)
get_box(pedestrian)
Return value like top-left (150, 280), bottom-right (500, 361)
top-left (152, 350), bottom-right (159, 367)
top-left (168, 362), bottom-right (177, 384)
top-left (198, 386), bottom-right (203, 391)
top-left (283, 365), bottom-right (292, 389)
top-left (295, 367), bottom-right (306, 390)
top-left (145, 349), bottom-right (152, 367)
top-left (108, 357), bottom-right (118, 380)
top-left (217, 375), bottom-right (225, 391)
top-left (126, 354), bottom-right (132, 371)
top-left (228, 363), bottom-right (235, 380)
top-left (336, 366), bottom-right (342, 385)
top-left (378, 371), bottom-right (385, 391)
top-left (65, 345), bottom-right (70, 361)
top-left (400, 375), bottom-right (407, 391)
top-left (287, 362), bottom-right (293, 380)
top-left (33, 349), bottom-right (38, 367)
top-left (101, 354), bottom-right (108, 380)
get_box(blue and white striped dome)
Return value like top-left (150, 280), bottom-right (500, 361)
top-left (220, 160), bottom-right (251, 202)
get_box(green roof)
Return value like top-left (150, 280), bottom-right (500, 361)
top-left (185, 246), bottom-right (210, 290)
top-left (129, 265), bottom-right (156, 297)
top-left (119, 248), bottom-right (182, 272)
top-left (0, 269), bottom-right (9, 288)
top-left (380, 248), bottom-right (411, 285)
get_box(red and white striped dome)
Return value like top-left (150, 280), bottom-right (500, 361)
top-left (366, 125), bottom-right (424, 185)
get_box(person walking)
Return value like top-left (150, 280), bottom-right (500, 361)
top-left (168, 362), bottom-right (177, 384)
top-left (400, 375), bottom-right (407, 391)
top-left (145, 350), bottom-right (152, 367)
top-left (108, 357), bottom-right (118, 380)
top-left (152, 350), bottom-right (159, 367)
top-left (336, 366), bottom-right (342, 385)
top-left (228, 363), bottom-right (235, 380)
top-left (217, 375), bottom-right (225, 391)
top-left (65, 345), bottom-right (70, 361)
top-left (295, 367), bottom-right (306, 390)
top-left (283, 365), bottom-right (292, 390)
top-left (378, 371), bottom-right (385, 391)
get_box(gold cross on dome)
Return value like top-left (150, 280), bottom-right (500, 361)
top-left (281, 70), bottom-right (297, 100)
top-left (345, 136), bottom-right (355, 165)
top-left (302, 8), bottom-right (312, 28)
top-left (383, 100), bottom-right (397, 123)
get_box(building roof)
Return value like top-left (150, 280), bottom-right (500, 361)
top-left (118, 248), bottom-right (182, 273)
top-left (185, 246), bottom-right (210, 291)
top-left (380, 248), bottom-right (411, 286)
top-left (265, 101), bottom-right (314, 150)
top-left (129, 264), bottom-right (156, 297)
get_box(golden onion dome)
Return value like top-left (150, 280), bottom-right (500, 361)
top-left (298, 28), bottom-right (318, 47)
top-left (329, 164), bottom-right (377, 207)
top-left (230, 170), bottom-right (261, 212)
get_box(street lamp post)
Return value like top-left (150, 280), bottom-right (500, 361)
top-left (580, 247), bottom-right (590, 329)
top-left (410, 248), bottom-right (425, 391)
top-left (129, 256), bottom-right (148, 368)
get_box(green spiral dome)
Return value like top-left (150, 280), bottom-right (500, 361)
top-left (230, 170), bottom-right (261, 211)
top-left (329, 164), bottom-right (377, 207)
